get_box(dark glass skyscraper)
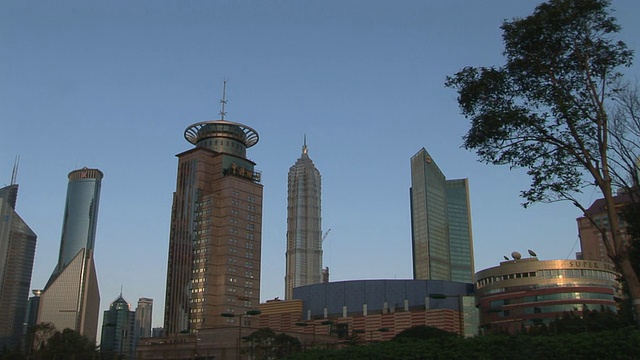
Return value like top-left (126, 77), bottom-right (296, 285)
top-left (164, 106), bottom-right (263, 334)
top-left (285, 138), bottom-right (322, 299)
top-left (101, 294), bottom-right (135, 360)
top-left (38, 168), bottom-right (102, 341)
top-left (0, 182), bottom-right (37, 350)
top-left (410, 148), bottom-right (474, 283)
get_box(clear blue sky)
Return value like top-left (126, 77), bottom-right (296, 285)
top-left (2, 0), bottom-right (639, 334)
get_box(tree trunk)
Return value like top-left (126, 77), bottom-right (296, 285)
top-left (618, 254), bottom-right (640, 327)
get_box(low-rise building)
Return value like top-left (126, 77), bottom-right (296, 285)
top-left (475, 255), bottom-right (620, 334)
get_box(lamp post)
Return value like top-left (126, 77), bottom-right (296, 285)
top-left (221, 309), bottom-right (261, 360)
top-left (429, 293), bottom-right (465, 337)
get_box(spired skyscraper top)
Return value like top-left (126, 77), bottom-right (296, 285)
top-left (38, 168), bottom-right (103, 341)
top-left (410, 148), bottom-right (474, 283)
top-left (285, 137), bottom-right (322, 300)
top-left (0, 164), bottom-right (38, 350)
top-left (164, 87), bottom-right (263, 334)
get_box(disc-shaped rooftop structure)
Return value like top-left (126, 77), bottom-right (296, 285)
top-left (184, 120), bottom-right (259, 159)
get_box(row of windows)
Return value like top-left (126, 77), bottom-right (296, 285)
top-left (194, 219), bottom-right (212, 226)
top-left (477, 268), bottom-right (617, 288)
top-left (497, 303), bottom-right (616, 317)
top-left (490, 292), bottom-right (613, 307)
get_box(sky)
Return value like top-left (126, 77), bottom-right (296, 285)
top-left (2, 0), bottom-right (640, 336)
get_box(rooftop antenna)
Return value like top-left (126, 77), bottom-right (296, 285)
top-left (302, 134), bottom-right (308, 155)
top-left (219, 80), bottom-right (228, 120)
top-left (10, 156), bottom-right (19, 185)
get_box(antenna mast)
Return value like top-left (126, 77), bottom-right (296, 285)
top-left (10, 156), bottom-right (19, 185)
top-left (219, 80), bottom-right (228, 120)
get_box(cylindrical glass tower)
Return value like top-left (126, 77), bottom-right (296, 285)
top-left (56, 167), bottom-right (103, 271)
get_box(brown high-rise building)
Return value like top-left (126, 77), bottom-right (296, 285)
top-left (163, 103), bottom-right (263, 335)
top-left (577, 192), bottom-right (632, 263)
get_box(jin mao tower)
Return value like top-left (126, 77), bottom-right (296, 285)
top-left (285, 138), bottom-right (322, 299)
top-left (164, 87), bottom-right (263, 334)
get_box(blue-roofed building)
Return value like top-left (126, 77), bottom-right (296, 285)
top-left (290, 279), bottom-right (478, 339)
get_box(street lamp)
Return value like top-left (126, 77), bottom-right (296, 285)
top-left (220, 309), bottom-right (261, 360)
top-left (429, 293), bottom-right (465, 337)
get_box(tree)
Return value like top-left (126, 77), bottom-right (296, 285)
top-left (445, 0), bottom-right (640, 325)
top-left (243, 328), bottom-right (301, 359)
top-left (36, 328), bottom-right (97, 360)
top-left (392, 325), bottom-right (457, 341)
top-left (27, 322), bottom-right (56, 357)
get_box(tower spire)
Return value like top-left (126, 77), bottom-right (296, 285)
top-left (10, 156), bottom-right (19, 185)
top-left (219, 80), bottom-right (228, 120)
top-left (302, 134), bottom-right (308, 155)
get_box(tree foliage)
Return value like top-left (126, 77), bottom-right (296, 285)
top-left (243, 327), bottom-right (302, 359)
top-left (445, 0), bottom-right (640, 324)
top-left (392, 325), bottom-right (457, 341)
top-left (35, 328), bottom-right (97, 360)
top-left (286, 329), bottom-right (640, 360)
top-left (446, 0), bottom-right (633, 206)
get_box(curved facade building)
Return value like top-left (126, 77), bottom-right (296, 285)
top-left (38, 168), bottom-right (102, 341)
top-left (285, 138), bottom-right (322, 299)
top-left (475, 257), bottom-right (619, 334)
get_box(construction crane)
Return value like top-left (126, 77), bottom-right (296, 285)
top-left (322, 229), bottom-right (331, 243)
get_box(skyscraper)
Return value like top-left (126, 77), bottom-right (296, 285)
top-left (410, 148), bottom-right (474, 283)
top-left (285, 138), bottom-right (322, 299)
top-left (37, 167), bottom-right (103, 341)
top-left (164, 94), bottom-right (263, 334)
top-left (0, 169), bottom-right (38, 350)
top-left (135, 298), bottom-right (153, 339)
top-left (100, 294), bottom-right (135, 360)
